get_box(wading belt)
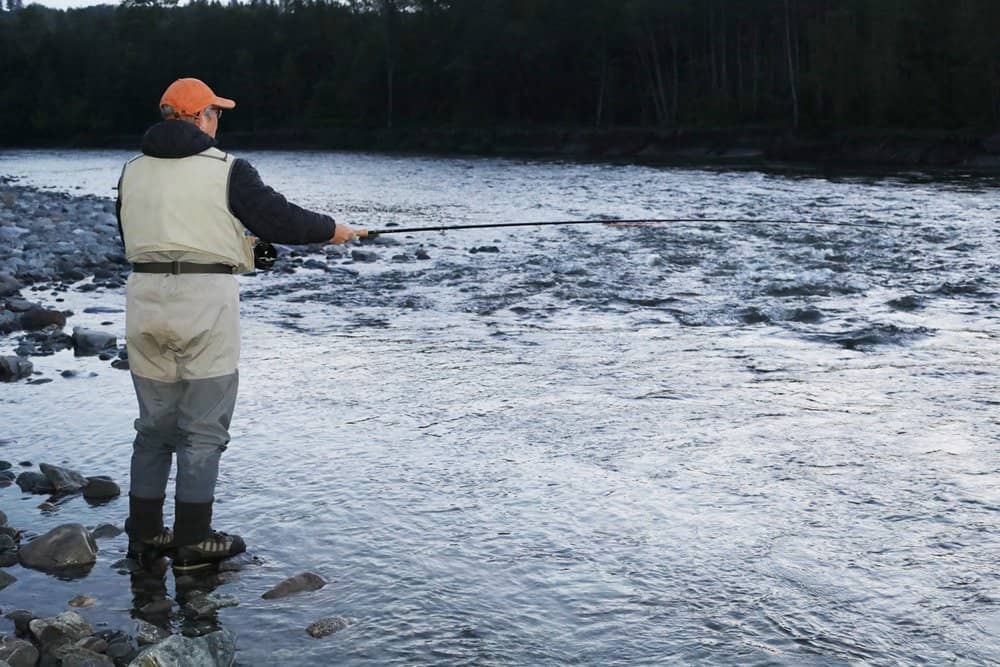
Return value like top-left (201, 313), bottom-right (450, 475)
top-left (131, 262), bottom-right (234, 275)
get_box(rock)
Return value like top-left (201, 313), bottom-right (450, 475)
top-left (18, 523), bottom-right (98, 573)
top-left (15, 471), bottom-right (54, 494)
top-left (305, 617), bottom-right (350, 638)
top-left (55, 646), bottom-right (115, 667)
top-left (261, 571), bottom-right (327, 600)
top-left (469, 245), bottom-right (500, 254)
top-left (90, 523), bottom-right (123, 540)
top-left (29, 611), bottom-right (94, 653)
top-left (40, 462), bottom-right (89, 493)
top-left (99, 632), bottom-right (135, 662)
top-left (0, 533), bottom-right (16, 553)
top-left (0, 552), bottom-right (17, 568)
top-left (182, 592), bottom-right (239, 619)
top-left (19, 307), bottom-right (66, 330)
top-left (0, 356), bottom-right (32, 382)
top-left (68, 594), bottom-right (97, 608)
top-left (76, 637), bottom-right (108, 654)
top-left (129, 629), bottom-right (236, 667)
top-left (5, 610), bottom-right (35, 638)
top-left (138, 599), bottom-right (174, 617)
top-left (0, 636), bottom-right (38, 667)
top-left (350, 249), bottom-right (377, 263)
top-left (111, 359), bottom-right (130, 370)
top-left (38, 501), bottom-right (57, 512)
top-left (83, 476), bottom-right (120, 501)
top-left (0, 570), bottom-right (15, 591)
top-left (0, 508), bottom-right (5, 524)
top-left (135, 622), bottom-right (170, 646)
top-left (72, 327), bottom-right (117, 356)
top-left (415, 249), bottom-right (431, 260)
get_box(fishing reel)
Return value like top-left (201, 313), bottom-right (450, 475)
top-left (253, 240), bottom-right (278, 271)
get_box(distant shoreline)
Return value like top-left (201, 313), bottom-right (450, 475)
top-left (5, 126), bottom-right (1000, 172)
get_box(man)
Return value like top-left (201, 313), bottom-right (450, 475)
top-left (117, 77), bottom-right (364, 572)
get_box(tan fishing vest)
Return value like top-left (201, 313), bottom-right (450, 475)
top-left (119, 148), bottom-right (255, 273)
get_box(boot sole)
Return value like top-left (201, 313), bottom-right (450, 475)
top-left (171, 560), bottom-right (218, 573)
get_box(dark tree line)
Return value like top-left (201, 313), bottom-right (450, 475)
top-left (0, 0), bottom-right (997, 145)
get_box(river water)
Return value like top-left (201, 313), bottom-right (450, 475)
top-left (1, 149), bottom-right (999, 665)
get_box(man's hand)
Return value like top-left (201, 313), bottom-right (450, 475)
top-left (330, 223), bottom-right (367, 245)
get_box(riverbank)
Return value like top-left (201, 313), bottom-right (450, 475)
top-left (23, 125), bottom-right (1000, 172)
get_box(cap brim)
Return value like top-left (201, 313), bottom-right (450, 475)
top-left (213, 96), bottom-right (236, 109)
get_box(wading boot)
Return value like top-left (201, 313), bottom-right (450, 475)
top-left (171, 531), bottom-right (246, 573)
top-left (126, 528), bottom-right (175, 564)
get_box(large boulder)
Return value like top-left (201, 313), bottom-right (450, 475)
top-left (18, 524), bottom-right (97, 573)
top-left (128, 629), bottom-right (236, 667)
top-left (39, 462), bottom-right (89, 493)
top-left (72, 328), bottom-right (117, 356)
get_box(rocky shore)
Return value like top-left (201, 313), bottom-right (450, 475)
top-left (0, 183), bottom-right (354, 665)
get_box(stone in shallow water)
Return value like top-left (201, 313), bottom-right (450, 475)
top-left (135, 621), bottom-right (170, 646)
top-left (29, 610), bottom-right (94, 652)
top-left (15, 470), bottom-right (54, 494)
top-left (40, 462), bottom-right (89, 493)
top-left (90, 523), bottom-right (123, 540)
top-left (18, 523), bottom-right (97, 573)
top-left (261, 571), bottom-right (327, 600)
top-left (0, 569), bottom-right (16, 591)
top-left (71, 327), bottom-right (116, 356)
top-left (130, 629), bottom-right (236, 666)
top-left (306, 616), bottom-right (350, 638)
top-left (0, 356), bottom-right (32, 382)
top-left (68, 594), bottom-right (96, 608)
top-left (182, 592), bottom-right (239, 619)
top-left (83, 476), bottom-right (120, 501)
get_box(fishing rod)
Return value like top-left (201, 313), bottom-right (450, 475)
top-left (365, 217), bottom-right (879, 237)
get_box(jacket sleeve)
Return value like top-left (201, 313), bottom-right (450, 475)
top-left (228, 158), bottom-right (337, 245)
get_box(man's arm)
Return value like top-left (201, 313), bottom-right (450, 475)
top-left (228, 158), bottom-right (338, 244)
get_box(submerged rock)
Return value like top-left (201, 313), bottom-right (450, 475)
top-left (182, 592), bottom-right (239, 619)
top-left (20, 307), bottom-right (67, 330)
top-left (129, 629), bottom-right (236, 667)
top-left (90, 523), bottom-right (123, 540)
top-left (261, 571), bottom-right (327, 600)
top-left (306, 617), bottom-right (350, 638)
top-left (18, 523), bottom-right (98, 573)
top-left (0, 569), bottom-right (16, 591)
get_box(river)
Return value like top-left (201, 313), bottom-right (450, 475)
top-left (1, 148), bottom-right (999, 665)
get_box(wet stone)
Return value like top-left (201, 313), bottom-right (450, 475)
top-left (90, 523), bottom-right (123, 540)
top-left (261, 571), bottom-right (327, 599)
top-left (68, 595), bottom-right (97, 608)
top-left (350, 249), bottom-right (378, 263)
top-left (53, 645), bottom-right (114, 666)
top-left (18, 523), bottom-right (98, 573)
top-left (138, 598), bottom-right (174, 617)
top-left (130, 629), bottom-right (236, 667)
top-left (0, 570), bottom-right (15, 591)
top-left (83, 476), bottom-right (120, 501)
top-left (306, 616), bottom-right (350, 638)
top-left (71, 327), bottom-right (116, 356)
top-left (182, 592), bottom-right (239, 619)
top-left (0, 635), bottom-right (38, 667)
top-left (40, 462), bottom-right (89, 493)
top-left (134, 621), bottom-right (170, 646)
top-left (75, 637), bottom-right (108, 654)
top-left (0, 356), bottom-right (32, 382)
top-left (15, 471), bottom-right (54, 494)
top-left (5, 610), bottom-right (35, 638)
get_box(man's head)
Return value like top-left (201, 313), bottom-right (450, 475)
top-left (159, 78), bottom-right (235, 138)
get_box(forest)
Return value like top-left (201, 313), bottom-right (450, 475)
top-left (0, 0), bottom-right (997, 146)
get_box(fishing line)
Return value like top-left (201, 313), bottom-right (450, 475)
top-left (366, 217), bottom-right (880, 237)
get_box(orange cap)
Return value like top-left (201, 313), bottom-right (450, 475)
top-left (159, 78), bottom-right (236, 117)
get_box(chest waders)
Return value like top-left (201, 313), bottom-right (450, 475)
top-left (119, 149), bottom-right (253, 549)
